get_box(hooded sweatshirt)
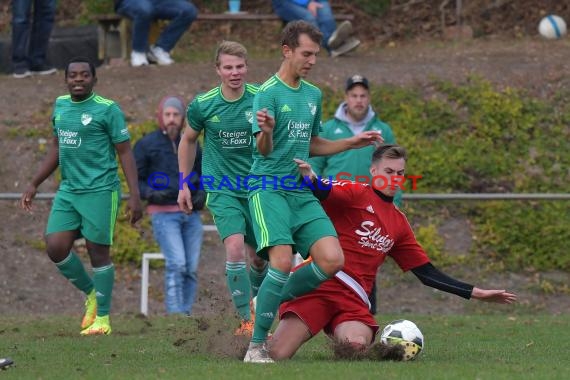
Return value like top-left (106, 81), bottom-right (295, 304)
top-left (309, 101), bottom-right (396, 179)
top-left (309, 102), bottom-right (401, 206)
top-left (134, 96), bottom-right (202, 214)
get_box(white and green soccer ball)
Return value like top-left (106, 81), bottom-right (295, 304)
top-left (380, 319), bottom-right (424, 361)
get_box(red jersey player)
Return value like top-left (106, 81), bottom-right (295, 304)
top-left (268, 144), bottom-right (517, 361)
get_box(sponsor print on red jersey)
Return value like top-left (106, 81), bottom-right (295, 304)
top-left (320, 180), bottom-right (430, 295)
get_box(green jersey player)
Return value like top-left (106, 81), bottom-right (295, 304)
top-left (243, 21), bottom-right (381, 363)
top-left (178, 41), bottom-right (267, 336)
top-left (20, 57), bottom-right (142, 336)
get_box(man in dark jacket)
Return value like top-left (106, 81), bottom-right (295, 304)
top-left (134, 95), bottom-right (204, 315)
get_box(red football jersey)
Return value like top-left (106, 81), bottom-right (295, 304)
top-left (320, 181), bottom-right (430, 295)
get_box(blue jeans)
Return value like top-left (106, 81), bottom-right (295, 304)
top-left (272, 0), bottom-right (336, 51)
top-left (115, 0), bottom-right (197, 53)
top-left (151, 211), bottom-right (203, 315)
top-left (11, 0), bottom-right (56, 70)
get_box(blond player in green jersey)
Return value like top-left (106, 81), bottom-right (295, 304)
top-left (243, 21), bottom-right (382, 363)
top-left (20, 57), bottom-right (142, 335)
top-left (178, 41), bottom-right (267, 336)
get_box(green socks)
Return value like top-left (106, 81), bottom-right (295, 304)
top-left (92, 264), bottom-right (115, 316)
top-left (249, 262), bottom-right (268, 298)
top-left (55, 252), bottom-right (94, 294)
top-left (226, 261), bottom-right (252, 321)
top-left (252, 267), bottom-right (289, 343)
top-left (281, 261), bottom-right (330, 302)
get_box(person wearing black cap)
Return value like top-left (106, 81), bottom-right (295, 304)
top-left (310, 74), bottom-right (399, 314)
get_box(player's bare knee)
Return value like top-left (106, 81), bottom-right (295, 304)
top-left (315, 249), bottom-right (344, 276)
top-left (271, 255), bottom-right (293, 273)
top-left (268, 338), bottom-right (295, 360)
top-left (225, 242), bottom-right (246, 262)
top-left (252, 255), bottom-right (267, 271)
top-left (269, 249), bottom-right (294, 273)
top-left (45, 237), bottom-right (73, 263)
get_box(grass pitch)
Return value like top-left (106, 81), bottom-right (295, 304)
top-left (0, 313), bottom-right (568, 379)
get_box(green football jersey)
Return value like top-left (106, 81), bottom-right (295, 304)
top-left (250, 74), bottom-right (322, 193)
top-left (52, 92), bottom-right (129, 193)
top-left (187, 84), bottom-right (258, 198)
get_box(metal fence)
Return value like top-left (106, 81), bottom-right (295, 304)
top-left (4, 191), bottom-right (569, 315)
top-left (3, 192), bottom-right (570, 201)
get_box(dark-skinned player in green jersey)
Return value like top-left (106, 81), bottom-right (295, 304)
top-left (178, 41), bottom-right (267, 336)
top-left (20, 57), bottom-right (142, 336)
top-left (243, 21), bottom-right (382, 363)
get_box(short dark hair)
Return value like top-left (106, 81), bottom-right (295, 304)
top-left (371, 144), bottom-right (407, 164)
top-left (65, 57), bottom-right (96, 78)
top-left (281, 20), bottom-right (323, 50)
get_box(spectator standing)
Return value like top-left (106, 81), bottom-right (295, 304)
top-left (134, 95), bottom-right (204, 315)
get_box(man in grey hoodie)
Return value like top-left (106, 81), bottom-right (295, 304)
top-left (309, 74), bottom-right (398, 314)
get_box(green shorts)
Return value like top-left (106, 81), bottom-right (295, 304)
top-left (248, 190), bottom-right (337, 260)
top-left (206, 192), bottom-right (257, 248)
top-left (46, 189), bottom-right (120, 245)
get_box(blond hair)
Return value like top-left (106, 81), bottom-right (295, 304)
top-left (215, 40), bottom-right (248, 67)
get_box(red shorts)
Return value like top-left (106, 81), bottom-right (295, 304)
top-left (278, 280), bottom-right (379, 339)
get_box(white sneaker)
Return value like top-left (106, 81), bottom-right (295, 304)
top-left (331, 37), bottom-right (361, 58)
top-left (243, 342), bottom-right (274, 363)
top-left (131, 51), bottom-right (149, 67)
top-left (148, 45), bottom-right (174, 66)
top-left (328, 20), bottom-right (353, 50)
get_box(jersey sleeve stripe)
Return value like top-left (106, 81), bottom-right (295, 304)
top-left (259, 76), bottom-right (278, 92)
top-left (196, 87), bottom-right (219, 102)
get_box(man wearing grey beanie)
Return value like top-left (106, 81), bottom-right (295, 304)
top-left (134, 95), bottom-right (205, 315)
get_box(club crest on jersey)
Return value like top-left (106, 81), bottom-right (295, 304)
top-left (81, 113), bottom-right (92, 126)
top-left (245, 110), bottom-right (254, 124)
top-left (308, 102), bottom-right (317, 116)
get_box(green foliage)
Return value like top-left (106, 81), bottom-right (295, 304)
top-left (473, 201), bottom-right (570, 271)
top-left (351, 0), bottom-right (391, 16)
top-left (414, 223), bottom-right (447, 264)
top-left (83, 0), bottom-right (114, 15)
top-left (358, 78), bottom-right (570, 271)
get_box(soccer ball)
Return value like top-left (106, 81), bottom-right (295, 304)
top-left (538, 15), bottom-right (567, 39)
top-left (380, 319), bottom-right (424, 361)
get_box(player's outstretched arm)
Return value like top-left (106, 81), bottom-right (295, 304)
top-left (471, 288), bottom-right (517, 304)
top-left (177, 123), bottom-right (199, 214)
top-left (309, 131), bottom-right (383, 157)
top-left (116, 141), bottom-right (143, 225)
top-left (411, 262), bottom-right (517, 304)
top-left (255, 108), bottom-right (275, 156)
top-left (20, 136), bottom-right (60, 212)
